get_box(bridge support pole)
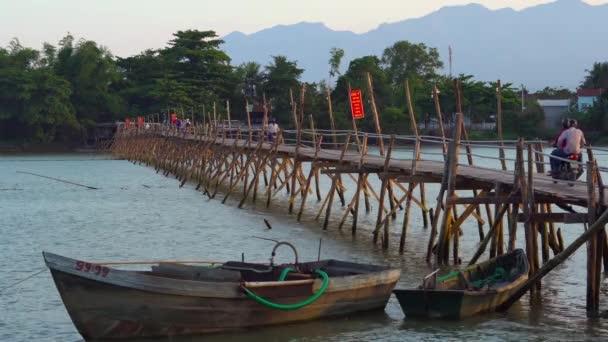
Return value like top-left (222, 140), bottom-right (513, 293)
top-left (434, 113), bottom-right (462, 265)
top-left (586, 161), bottom-right (603, 315)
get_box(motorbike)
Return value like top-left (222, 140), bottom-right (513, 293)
top-left (552, 153), bottom-right (583, 181)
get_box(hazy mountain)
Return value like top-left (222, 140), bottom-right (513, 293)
top-left (222, 0), bottom-right (608, 90)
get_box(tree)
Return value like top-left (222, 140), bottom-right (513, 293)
top-left (0, 40), bottom-right (76, 143)
top-left (116, 49), bottom-right (166, 114)
top-left (380, 41), bottom-right (443, 87)
top-left (264, 55), bottom-right (304, 126)
top-left (161, 30), bottom-right (234, 107)
top-left (581, 62), bottom-right (608, 89)
top-left (54, 36), bottom-right (123, 124)
top-left (534, 87), bottom-right (573, 100)
top-left (328, 47), bottom-right (344, 80)
top-left (333, 56), bottom-right (392, 132)
top-left (235, 61), bottom-right (264, 100)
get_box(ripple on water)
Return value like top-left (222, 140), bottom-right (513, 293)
top-left (1, 152), bottom-right (608, 341)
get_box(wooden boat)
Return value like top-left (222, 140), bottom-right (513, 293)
top-left (43, 245), bottom-right (400, 340)
top-left (393, 248), bottom-right (529, 319)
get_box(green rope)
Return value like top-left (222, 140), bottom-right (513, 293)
top-left (470, 267), bottom-right (506, 288)
top-left (437, 267), bottom-right (508, 288)
top-left (279, 267), bottom-right (294, 281)
top-left (437, 271), bottom-right (460, 282)
top-left (243, 269), bottom-right (329, 310)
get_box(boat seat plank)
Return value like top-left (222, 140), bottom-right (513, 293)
top-left (151, 263), bottom-right (242, 282)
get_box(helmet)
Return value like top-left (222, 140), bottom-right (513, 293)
top-left (568, 119), bottom-right (578, 128)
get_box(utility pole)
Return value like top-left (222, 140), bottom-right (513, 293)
top-left (449, 45), bottom-right (453, 78)
top-left (521, 84), bottom-right (525, 113)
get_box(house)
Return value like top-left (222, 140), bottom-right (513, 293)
top-left (247, 104), bottom-right (272, 126)
top-left (537, 99), bottom-right (570, 130)
top-left (577, 88), bottom-right (604, 111)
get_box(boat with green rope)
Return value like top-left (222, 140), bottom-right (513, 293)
top-left (393, 249), bottom-right (529, 319)
top-left (43, 241), bottom-right (400, 340)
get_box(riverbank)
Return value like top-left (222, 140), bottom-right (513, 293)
top-left (0, 141), bottom-right (104, 153)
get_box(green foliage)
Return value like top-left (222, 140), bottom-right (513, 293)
top-left (2, 33), bottom-right (580, 144)
top-left (503, 99), bottom-right (546, 138)
top-left (380, 41), bottom-right (443, 87)
top-left (0, 40), bottom-right (77, 143)
top-left (328, 47), bottom-right (344, 79)
top-left (534, 86), bottom-right (574, 100)
top-left (162, 30), bottom-right (234, 104)
top-left (54, 38), bottom-right (124, 123)
top-left (571, 62), bottom-right (608, 143)
top-left (263, 55), bottom-right (304, 126)
top-left (582, 62), bottom-right (608, 89)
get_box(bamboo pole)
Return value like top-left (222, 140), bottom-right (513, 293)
top-left (468, 203), bottom-right (510, 265)
top-left (454, 79), bottom-right (491, 242)
top-left (587, 148), bottom-right (608, 273)
top-left (433, 85), bottom-right (448, 158)
top-left (490, 183), bottom-right (501, 258)
top-left (320, 135), bottom-right (351, 228)
top-left (309, 114), bottom-right (317, 148)
top-left (498, 207), bottom-right (608, 312)
top-left (245, 100), bottom-right (252, 140)
top-left (518, 138), bottom-right (535, 293)
top-left (586, 161), bottom-right (601, 314)
top-left (435, 113), bottom-right (462, 264)
top-left (226, 100), bottom-right (232, 130)
top-left (297, 137), bottom-right (323, 221)
top-left (346, 82), bottom-right (362, 150)
top-left (326, 87), bottom-right (338, 148)
top-left (366, 72), bottom-right (385, 156)
top-left (382, 136), bottom-right (396, 249)
top-left (352, 135), bottom-right (368, 234)
top-left (405, 79), bottom-right (429, 229)
top-left (263, 93), bottom-right (269, 133)
top-left (290, 88), bottom-right (299, 131)
top-left (373, 136), bottom-right (395, 245)
top-left (496, 80), bottom-right (507, 171)
top-left (16, 171), bottom-right (98, 190)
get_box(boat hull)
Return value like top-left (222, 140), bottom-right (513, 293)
top-left (393, 249), bottom-right (528, 319)
top-left (393, 284), bottom-right (525, 319)
top-left (45, 253), bottom-right (399, 340)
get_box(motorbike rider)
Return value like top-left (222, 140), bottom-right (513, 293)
top-left (551, 118), bottom-right (569, 149)
top-left (550, 119), bottom-right (586, 177)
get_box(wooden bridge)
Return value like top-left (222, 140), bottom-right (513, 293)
top-left (111, 79), bottom-right (608, 315)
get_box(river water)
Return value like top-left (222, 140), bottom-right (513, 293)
top-left (0, 151), bottom-right (607, 341)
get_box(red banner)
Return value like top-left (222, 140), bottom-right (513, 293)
top-left (137, 116), bottom-right (143, 128)
top-left (349, 89), bottom-right (365, 119)
top-left (125, 118), bottom-right (131, 128)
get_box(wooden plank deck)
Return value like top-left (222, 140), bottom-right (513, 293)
top-left (187, 135), bottom-right (604, 208)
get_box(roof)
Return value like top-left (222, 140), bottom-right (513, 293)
top-left (577, 88), bottom-right (604, 97)
top-left (537, 99), bottom-right (571, 107)
top-left (247, 104), bottom-right (272, 112)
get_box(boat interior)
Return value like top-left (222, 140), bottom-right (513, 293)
top-left (429, 249), bottom-right (528, 291)
top-left (145, 259), bottom-right (391, 283)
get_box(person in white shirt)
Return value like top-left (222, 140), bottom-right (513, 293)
top-left (550, 119), bottom-right (586, 176)
top-left (268, 118), bottom-right (279, 142)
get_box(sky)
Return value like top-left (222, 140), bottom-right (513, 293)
top-left (1, 0), bottom-right (607, 57)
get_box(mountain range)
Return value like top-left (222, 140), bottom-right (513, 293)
top-left (222, 0), bottom-right (608, 90)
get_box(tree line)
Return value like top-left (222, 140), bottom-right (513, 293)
top-left (1, 29), bottom-right (606, 144)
